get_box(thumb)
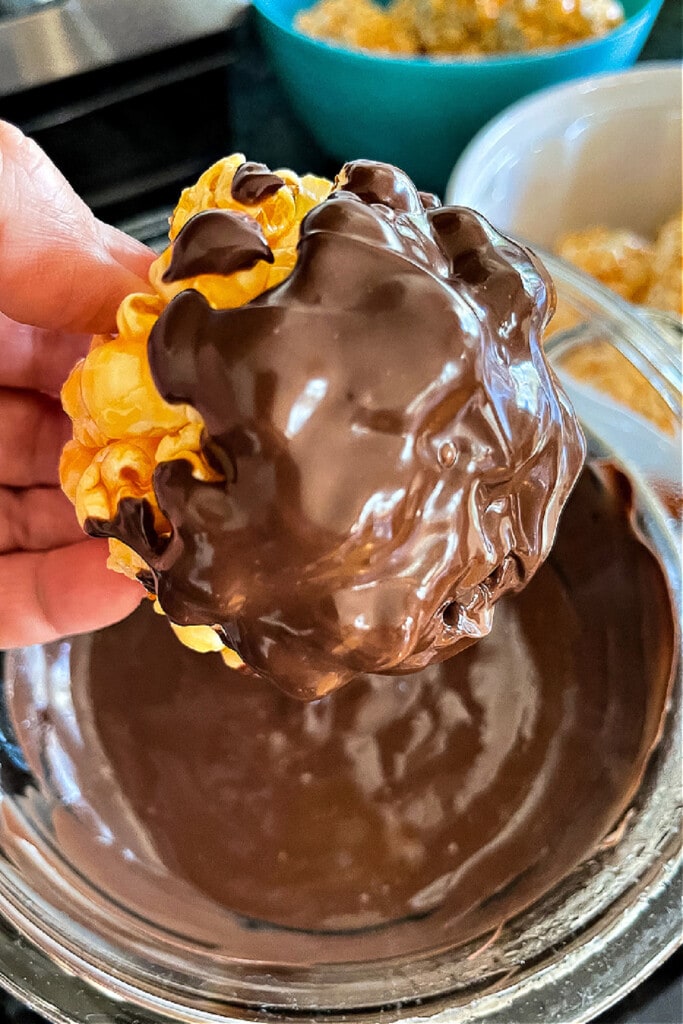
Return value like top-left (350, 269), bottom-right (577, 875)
top-left (0, 120), bottom-right (153, 334)
top-left (0, 539), bottom-right (143, 649)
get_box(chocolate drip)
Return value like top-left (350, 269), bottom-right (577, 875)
top-left (230, 161), bottom-right (286, 205)
top-left (101, 161), bottom-right (584, 698)
top-left (419, 190), bottom-right (441, 210)
top-left (337, 159), bottom-right (424, 212)
top-left (85, 497), bottom-right (167, 561)
top-left (135, 570), bottom-right (157, 594)
top-left (162, 210), bottom-right (274, 283)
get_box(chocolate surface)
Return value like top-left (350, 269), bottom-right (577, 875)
top-left (230, 161), bottom-right (286, 204)
top-left (33, 464), bottom-right (674, 960)
top-left (88, 160), bottom-right (585, 699)
top-left (162, 209), bottom-right (274, 282)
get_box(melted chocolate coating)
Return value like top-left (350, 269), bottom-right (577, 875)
top-left (88, 161), bottom-right (585, 699)
top-left (161, 209), bottom-right (274, 282)
top-left (419, 190), bottom-right (442, 211)
top-left (33, 464), bottom-right (674, 958)
top-left (85, 497), bottom-right (166, 556)
top-left (230, 161), bottom-right (286, 204)
top-left (338, 159), bottom-right (425, 211)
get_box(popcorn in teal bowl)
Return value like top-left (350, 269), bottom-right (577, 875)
top-left (253, 0), bottom-right (665, 192)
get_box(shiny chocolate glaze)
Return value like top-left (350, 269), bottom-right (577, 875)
top-left (418, 190), bottom-right (442, 211)
top-left (86, 160), bottom-right (585, 699)
top-left (162, 209), bottom-right (274, 283)
top-left (230, 161), bottom-right (286, 204)
top-left (34, 463), bottom-right (673, 959)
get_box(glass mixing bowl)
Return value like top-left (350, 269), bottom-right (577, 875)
top-left (0, 258), bottom-right (680, 1024)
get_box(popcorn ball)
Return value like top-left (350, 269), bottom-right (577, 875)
top-left (61, 157), bottom-right (584, 699)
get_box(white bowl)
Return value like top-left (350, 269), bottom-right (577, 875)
top-left (445, 62), bottom-right (682, 248)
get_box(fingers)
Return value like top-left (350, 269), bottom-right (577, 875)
top-left (0, 123), bottom-right (152, 648)
top-left (0, 121), bottom-right (154, 334)
top-left (0, 539), bottom-right (144, 649)
top-left (0, 389), bottom-right (71, 486)
top-left (0, 486), bottom-right (84, 553)
top-left (0, 311), bottom-right (90, 394)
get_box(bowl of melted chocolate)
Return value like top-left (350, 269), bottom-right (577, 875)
top-left (0, 244), bottom-right (680, 1020)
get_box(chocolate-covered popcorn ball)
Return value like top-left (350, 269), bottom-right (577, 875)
top-left (62, 158), bottom-right (585, 699)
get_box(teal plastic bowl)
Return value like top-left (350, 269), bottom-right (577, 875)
top-left (254, 0), bottom-right (665, 192)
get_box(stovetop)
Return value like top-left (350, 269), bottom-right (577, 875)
top-left (0, 4), bottom-right (680, 1021)
top-left (0, 0), bottom-right (247, 95)
top-left (0, 13), bottom-right (337, 226)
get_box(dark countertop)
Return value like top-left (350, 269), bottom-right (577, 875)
top-left (0, 1), bottom-right (680, 1021)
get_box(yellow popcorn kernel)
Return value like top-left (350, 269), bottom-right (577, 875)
top-left (298, 173), bottom-right (334, 214)
top-left (169, 621), bottom-right (226, 654)
top-left (81, 316), bottom-right (193, 442)
top-left (151, 599), bottom-right (245, 664)
top-left (61, 154), bottom-right (333, 663)
top-left (221, 647), bottom-right (247, 670)
top-left (558, 341), bottom-right (677, 437)
top-left (515, 0), bottom-right (623, 50)
top-left (107, 538), bottom-right (153, 581)
top-left (553, 213), bottom-right (682, 434)
top-left (556, 212), bottom-right (683, 317)
top-left (116, 291), bottom-right (164, 338)
top-left (60, 440), bottom-right (98, 505)
top-left (155, 423), bottom-right (220, 482)
top-left (149, 244), bottom-right (276, 310)
top-left (170, 155), bottom-right (241, 236)
top-left (295, 0), bottom-right (624, 56)
top-left (150, 158), bottom-right (332, 310)
top-left (168, 154), bottom-right (331, 248)
top-left (72, 438), bottom-right (158, 527)
top-left (645, 213), bottom-right (683, 317)
top-left (557, 227), bottom-right (654, 304)
top-left (61, 359), bottom-right (108, 449)
top-left (298, 0), bottom-right (417, 54)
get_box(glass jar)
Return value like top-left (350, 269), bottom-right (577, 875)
top-left (0, 258), bottom-right (680, 1024)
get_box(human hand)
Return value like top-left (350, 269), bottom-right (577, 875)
top-left (0, 121), bottom-right (153, 648)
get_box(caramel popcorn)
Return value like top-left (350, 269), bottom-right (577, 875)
top-left (646, 214), bottom-right (683, 316)
top-left (296, 0), bottom-right (624, 56)
top-left (60, 155), bottom-right (332, 615)
top-left (558, 341), bottom-right (677, 437)
top-left (557, 212), bottom-right (683, 317)
top-left (553, 212), bottom-right (682, 437)
top-left (556, 227), bottom-right (654, 305)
